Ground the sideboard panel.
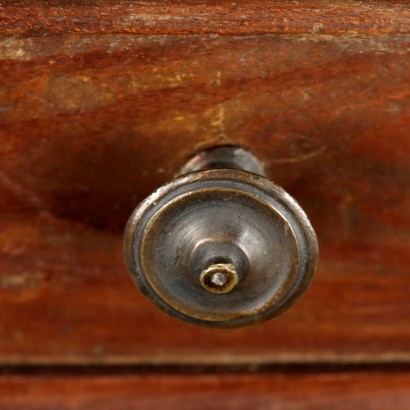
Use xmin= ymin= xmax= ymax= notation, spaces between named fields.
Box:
xmin=0 ymin=34 xmax=409 ymax=364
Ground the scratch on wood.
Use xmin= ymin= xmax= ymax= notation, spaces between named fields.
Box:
xmin=0 ymin=169 xmax=50 ymax=214
xmin=0 ymin=271 xmax=48 ymax=290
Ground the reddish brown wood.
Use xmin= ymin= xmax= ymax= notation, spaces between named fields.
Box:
xmin=1 ymin=0 xmax=410 ymax=35
xmin=0 ymin=371 xmax=409 ymax=409
xmin=0 ymin=33 xmax=409 ymax=364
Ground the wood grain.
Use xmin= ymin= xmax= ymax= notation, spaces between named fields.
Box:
xmin=0 ymin=33 xmax=409 ymax=364
xmin=1 ymin=371 xmax=409 ymax=409
xmin=1 ymin=0 xmax=410 ymax=36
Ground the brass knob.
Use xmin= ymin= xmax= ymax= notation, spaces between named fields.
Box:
xmin=124 ymin=146 xmax=318 ymax=327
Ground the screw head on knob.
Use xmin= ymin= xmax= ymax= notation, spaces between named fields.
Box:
xmin=124 ymin=147 xmax=318 ymax=327
xmin=200 ymin=263 xmax=239 ymax=293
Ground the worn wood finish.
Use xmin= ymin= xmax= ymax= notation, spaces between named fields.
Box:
xmin=0 ymin=33 xmax=409 ymax=364
xmin=1 ymin=371 xmax=410 ymax=409
xmin=1 ymin=0 xmax=410 ymax=35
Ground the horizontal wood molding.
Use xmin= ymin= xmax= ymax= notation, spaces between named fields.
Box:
xmin=1 ymin=371 xmax=410 ymax=409
xmin=1 ymin=1 xmax=410 ymax=36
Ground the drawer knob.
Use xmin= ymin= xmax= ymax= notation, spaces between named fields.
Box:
xmin=124 ymin=146 xmax=318 ymax=327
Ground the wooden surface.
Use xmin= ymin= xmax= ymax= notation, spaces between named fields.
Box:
xmin=1 ymin=32 xmax=409 ymax=364
xmin=1 ymin=370 xmax=410 ymax=409
xmin=1 ymin=0 xmax=410 ymax=35
xmin=1 ymin=0 xmax=410 ymax=407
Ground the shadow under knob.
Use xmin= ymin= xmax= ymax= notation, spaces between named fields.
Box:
xmin=124 ymin=150 xmax=318 ymax=328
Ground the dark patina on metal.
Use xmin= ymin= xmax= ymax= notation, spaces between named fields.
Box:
xmin=124 ymin=146 xmax=318 ymax=327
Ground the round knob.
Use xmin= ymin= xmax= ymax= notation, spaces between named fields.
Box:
xmin=124 ymin=147 xmax=318 ymax=327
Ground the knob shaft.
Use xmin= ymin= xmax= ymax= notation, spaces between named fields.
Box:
xmin=124 ymin=147 xmax=318 ymax=327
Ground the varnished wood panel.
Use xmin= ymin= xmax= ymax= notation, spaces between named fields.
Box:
xmin=1 ymin=0 xmax=410 ymax=35
xmin=1 ymin=371 xmax=409 ymax=409
xmin=0 ymin=33 xmax=409 ymax=364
